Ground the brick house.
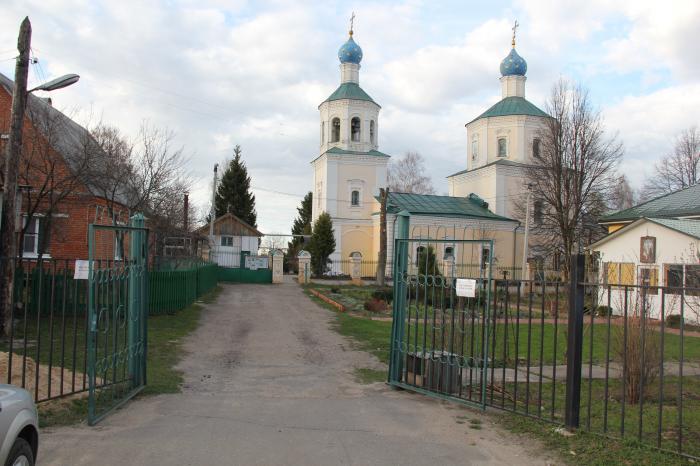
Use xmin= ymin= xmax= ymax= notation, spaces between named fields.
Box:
xmin=0 ymin=72 xmax=130 ymax=261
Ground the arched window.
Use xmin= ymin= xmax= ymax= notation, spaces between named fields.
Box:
xmin=444 ymin=246 xmax=454 ymax=259
xmin=497 ymin=138 xmax=507 ymax=157
xmin=351 ymin=117 xmax=361 ymax=142
xmin=416 ymin=246 xmax=426 ymax=266
xmin=351 ymin=190 xmax=360 ymax=206
xmin=370 ymin=120 xmax=375 ymax=145
xmin=321 ymin=121 xmax=325 ymax=144
xmin=532 ymin=138 xmax=541 ymax=159
xmin=471 ymin=137 xmax=478 ymax=161
xmin=331 ymin=118 xmax=340 ymax=142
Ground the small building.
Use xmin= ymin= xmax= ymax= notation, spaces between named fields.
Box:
xmin=376 ymin=192 xmax=524 ymax=278
xmin=196 ymin=213 xmax=264 ymax=268
xmin=591 ymin=214 xmax=700 ymax=323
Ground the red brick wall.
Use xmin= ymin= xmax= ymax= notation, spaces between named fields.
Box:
xmin=0 ymin=85 xmax=129 ymax=261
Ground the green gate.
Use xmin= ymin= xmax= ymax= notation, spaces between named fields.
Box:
xmin=388 ymin=220 xmax=494 ymax=409
xmin=87 ymin=214 xmax=148 ymax=425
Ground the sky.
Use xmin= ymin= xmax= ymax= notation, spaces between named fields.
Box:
xmin=1 ymin=0 xmax=699 ymax=234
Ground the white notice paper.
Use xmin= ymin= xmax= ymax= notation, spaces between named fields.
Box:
xmin=74 ymin=260 xmax=90 ymax=280
xmin=455 ymin=279 xmax=476 ymax=298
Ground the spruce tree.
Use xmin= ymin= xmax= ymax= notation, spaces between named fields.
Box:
xmin=214 ymin=145 xmax=257 ymax=227
xmin=284 ymin=192 xmax=313 ymax=273
xmin=309 ymin=212 xmax=336 ymax=276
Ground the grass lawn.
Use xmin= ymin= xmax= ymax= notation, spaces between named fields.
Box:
xmin=34 ymin=286 xmax=222 ymax=426
xmin=303 ymin=285 xmax=699 ymax=464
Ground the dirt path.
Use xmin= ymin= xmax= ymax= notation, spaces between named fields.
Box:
xmin=39 ymin=281 xmax=553 ymax=465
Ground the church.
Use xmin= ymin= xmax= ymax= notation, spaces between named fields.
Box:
xmin=311 ymin=22 xmax=548 ymax=278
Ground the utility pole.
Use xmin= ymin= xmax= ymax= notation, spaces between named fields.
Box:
xmin=209 ymin=163 xmax=218 ymax=239
xmin=0 ymin=17 xmax=31 ymax=336
xmin=376 ymin=187 xmax=388 ymax=286
xmin=521 ymin=184 xmax=532 ymax=280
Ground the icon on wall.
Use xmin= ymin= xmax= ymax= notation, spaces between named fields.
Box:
xmin=640 ymin=236 xmax=656 ymax=264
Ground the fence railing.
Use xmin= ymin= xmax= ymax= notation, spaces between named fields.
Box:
xmin=390 ymin=253 xmax=700 ymax=460
xmin=0 ymin=257 xmax=218 ymax=404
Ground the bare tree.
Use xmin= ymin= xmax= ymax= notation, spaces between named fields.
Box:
xmin=610 ymin=174 xmax=636 ymax=212
xmin=388 ymin=151 xmax=435 ymax=194
xmin=14 ymin=102 xmax=97 ymax=258
xmin=88 ymin=121 xmax=192 ymax=249
xmin=642 ymin=126 xmax=699 ymax=199
xmin=522 ymin=78 xmax=623 ymax=278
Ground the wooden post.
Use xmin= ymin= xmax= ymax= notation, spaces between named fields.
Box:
xmin=0 ymin=17 xmax=31 ymax=336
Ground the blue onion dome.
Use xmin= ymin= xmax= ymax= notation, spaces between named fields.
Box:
xmin=500 ymin=47 xmax=527 ymax=76
xmin=338 ymin=33 xmax=363 ymax=64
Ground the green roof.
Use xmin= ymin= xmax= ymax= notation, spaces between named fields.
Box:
xmin=468 ymin=96 xmax=548 ymax=124
xmin=600 ymin=184 xmax=700 ymax=223
xmin=647 ymin=218 xmax=700 ymax=239
xmin=379 ymin=192 xmax=516 ymax=222
xmin=447 ymin=159 xmax=525 ymax=178
xmin=323 ymin=82 xmax=377 ymax=105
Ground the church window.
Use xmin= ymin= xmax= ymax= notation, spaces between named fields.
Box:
xmin=370 ymin=120 xmax=375 ymax=145
xmin=480 ymin=247 xmax=490 ymax=270
xmin=351 ymin=117 xmax=361 ymax=142
xmin=351 ymin=190 xmax=360 ymax=206
xmin=532 ymin=138 xmax=541 ymax=159
xmin=471 ymin=138 xmax=478 ymax=161
xmin=331 ymin=118 xmax=340 ymax=142
xmin=497 ymin=138 xmax=507 ymax=157
xmin=534 ymin=200 xmax=544 ymax=225
xmin=321 ymin=122 xmax=325 ymax=144
xmin=416 ymin=246 xmax=426 ymax=266
xmin=444 ymin=246 xmax=454 ymax=259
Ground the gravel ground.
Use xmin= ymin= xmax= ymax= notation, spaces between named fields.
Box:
xmin=38 ymin=280 xmax=553 ymax=465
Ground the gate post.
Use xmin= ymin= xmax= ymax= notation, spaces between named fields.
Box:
xmin=565 ymin=253 xmax=585 ymax=430
xmin=128 ymin=213 xmax=147 ymax=388
xmin=388 ymin=210 xmax=410 ymax=384
xmin=297 ymin=250 xmax=311 ymax=284
xmin=271 ymin=249 xmax=284 ymax=283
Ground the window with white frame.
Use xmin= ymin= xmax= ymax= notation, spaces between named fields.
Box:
xmin=114 ymin=230 xmax=125 ymax=261
xmin=444 ymin=246 xmax=454 ymax=259
xmin=221 ymin=236 xmax=234 ymax=247
xmin=370 ymin=120 xmax=375 ymax=145
xmin=331 ymin=118 xmax=340 ymax=142
xmin=471 ymin=137 xmax=479 ymax=161
xmin=22 ymin=216 xmax=41 ymax=256
xmin=664 ymin=264 xmax=700 ymax=296
xmin=351 ymin=190 xmax=360 ymax=206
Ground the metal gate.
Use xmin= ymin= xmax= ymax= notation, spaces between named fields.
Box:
xmin=87 ymin=214 xmax=148 ymax=425
xmin=388 ymin=235 xmax=495 ymax=409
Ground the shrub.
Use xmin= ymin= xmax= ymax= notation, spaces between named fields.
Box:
xmin=372 ymin=287 xmax=393 ymax=303
xmin=612 ymin=316 xmax=660 ymax=404
xmin=666 ymin=314 xmax=683 ymax=329
xmin=364 ymin=298 xmax=388 ymax=312
xmin=596 ymin=305 xmax=612 ymax=317
xmin=330 ymin=286 xmax=340 ymax=294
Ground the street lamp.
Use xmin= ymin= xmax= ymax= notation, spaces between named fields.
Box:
xmin=1 ymin=17 xmax=80 ymax=336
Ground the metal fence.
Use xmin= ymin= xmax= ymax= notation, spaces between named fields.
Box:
xmin=0 ymin=256 xmax=218 ymax=404
xmin=389 ymin=252 xmax=700 ymax=460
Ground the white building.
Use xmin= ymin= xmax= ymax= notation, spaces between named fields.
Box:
xmin=310 ymin=25 xmax=390 ymax=262
xmin=447 ymin=37 xmax=549 ymax=220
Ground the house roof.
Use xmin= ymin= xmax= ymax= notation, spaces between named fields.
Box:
xmin=378 ymin=192 xmax=516 ymax=222
xmin=0 ymin=72 xmax=130 ymax=206
xmin=467 ymin=96 xmax=548 ymax=125
xmin=599 ymin=184 xmax=700 ymax=223
xmin=447 ymin=158 xmax=525 ymax=178
xmin=322 ymin=82 xmax=378 ymax=106
xmin=196 ymin=212 xmax=263 ymax=237
xmin=589 ymin=217 xmax=700 ymax=249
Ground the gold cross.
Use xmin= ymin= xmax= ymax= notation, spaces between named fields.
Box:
xmin=349 ymin=11 xmax=355 ymax=35
xmin=512 ymin=19 xmax=519 ymax=47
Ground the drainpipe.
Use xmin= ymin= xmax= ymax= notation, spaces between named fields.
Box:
xmin=512 ymin=222 xmax=520 ymax=279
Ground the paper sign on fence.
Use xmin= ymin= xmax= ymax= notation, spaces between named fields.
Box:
xmin=455 ymin=278 xmax=476 ymax=298
xmin=74 ymin=260 xmax=90 ymax=280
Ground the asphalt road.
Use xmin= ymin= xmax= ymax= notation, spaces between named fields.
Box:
xmin=39 ymin=280 xmax=549 ymax=465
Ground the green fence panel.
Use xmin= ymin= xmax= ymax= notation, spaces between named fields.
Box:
xmin=147 ymin=263 xmax=218 ymax=315
xmin=217 ymin=266 xmax=272 ymax=283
